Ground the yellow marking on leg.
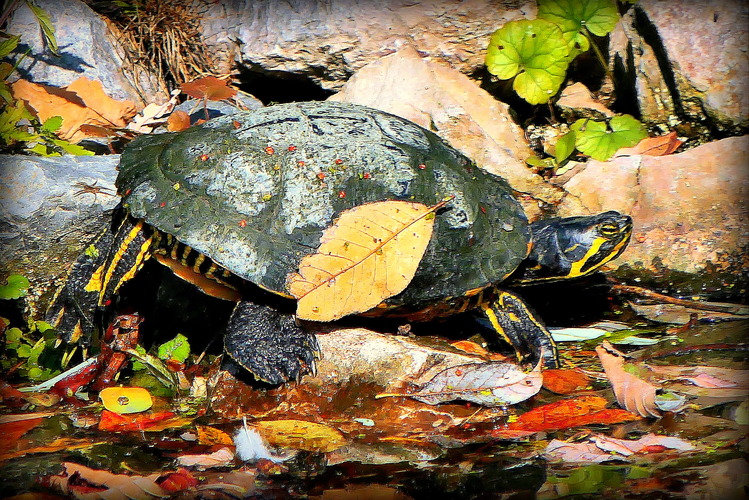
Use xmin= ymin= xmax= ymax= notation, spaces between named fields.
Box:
xmin=112 ymin=236 xmax=153 ymax=296
xmin=84 ymin=263 xmax=106 ymax=292
xmin=98 ymin=221 xmax=152 ymax=305
xmin=479 ymin=302 xmax=513 ymax=347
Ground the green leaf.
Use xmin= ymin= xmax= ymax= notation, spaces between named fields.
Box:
xmin=49 ymin=138 xmax=95 ymax=156
xmin=0 ymin=35 xmax=20 ymax=59
xmin=0 ymin=274 xmax=30 ymax=299
xmin=555 ymin=130 xmax=577 ymax=164
xmin=27 ymin=1 xmax=59 ymax=56
xmin=27 ymin=367 xmax=44 ymax=380
xmin=42 ymin=115 xmax=62 ymax=133
xmin=571 ymin=115 xmax=648 ymax=161
xmin=486 ymin=19 xmax=570 ymax=104
xmin=17 ymin=344 xmax=32 ymax=358
xmin=157 ymin=333 xmax=191 ymax=363
xmin=6 ymin=327 xmax=23 ymax=343
xmin=538 ymin=0 xmax=619 ymax=57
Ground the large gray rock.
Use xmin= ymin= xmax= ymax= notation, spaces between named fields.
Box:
xmin=199 ymin=0 xmax=534 ymax=91
xmin=610 ymin=0 xmax=749 ymax=133
xmin=6 ymin=0 xmax=163 ymax=106
xmin=0 ymin=154 xmax=120 ymax=308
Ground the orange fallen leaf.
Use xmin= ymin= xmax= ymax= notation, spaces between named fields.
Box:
xmin=613 ymin=131 xmax=683 ymax=157
xmin=11 ymin=77 xmax=136 ymax=143
xmin=167 ymin=110 xmax=192 ymax=131
xmin=499 ymin=395 xmax=640 ymax=433
xmin=542 ymin=368 xmax=592 ymax=394
xmin=253 ymin=420 xmax=346 ymax=453
xmin=180 ymin=76 xmax=237 ymax=101
xmin=196 ymin=425 xmax=234 ymax=446
xmin=596 ymin=341 xmax=661 ymax=418
xmin=0 ymin=417 xmax=43 ymax=460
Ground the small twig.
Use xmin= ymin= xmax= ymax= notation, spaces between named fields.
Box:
xmin=610 ymin=283 xmax=744 ymax=314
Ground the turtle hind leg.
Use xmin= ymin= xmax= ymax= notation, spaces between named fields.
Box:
xmin=47 ymin=213 xmax=156 ymax=346
xmin=478 ymin=290 xmax=559 ymax=369
xmin=224 ymin=302 xmax=320 ymax=385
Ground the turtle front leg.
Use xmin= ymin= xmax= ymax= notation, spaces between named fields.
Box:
xmin=478 ymin=290 xmax=559 ymax=369
xmin=47 ymin=214 xmax=156 ymax=346
xmin=224 ymin=302 xmax=320 ymax=385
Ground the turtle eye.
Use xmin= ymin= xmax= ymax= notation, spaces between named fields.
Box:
xmin=599 ymin=222 xmax=620 ymax=236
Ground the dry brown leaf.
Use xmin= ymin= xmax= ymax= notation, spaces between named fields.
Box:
xmin=613 ymin=131 xmax=684 ymax=157
xmin=48 ymin=462 xmax=186 ymax=500
xmin=288 ymin=199 xmax=448 ymax=322
xmin=196 ymin=424 xmax=234 ymax=445
xmin=65 ymin=77 xmax=137 ymax=127
xmin=11 ymin=77 xmax=135 ymax=143
xmin=167 ymin=109 xmax=192 ymax=131
xmin=176 ymin=447 xmax=234 ymax=468
xmin=180 ymin=76 xmax=237 ymax=101
xmin=596 ymin=341 xmax=661 ymax=418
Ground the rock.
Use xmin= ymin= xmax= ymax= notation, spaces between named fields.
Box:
xmin=199 ymin=0 xmax=535 ymax=91
xmin=556 ymin=82 xmax=614 ymax=121
xmin=309 ymin=328 xmax=484 ymax=389
xmin=5 ymin=0 xmax=162 ymax=107
xmin=557 ymin=136 xmax=749 ymax=281
xmin=610 ymin=1 xmax=748 ymax=133
xmin=0 ymin=154 xmax=119 ymax=309
xmin=329 ymin=45 xmax=563 ymax=212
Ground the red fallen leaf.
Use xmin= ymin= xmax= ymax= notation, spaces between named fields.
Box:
xmin=0 ymin=417 xmax=43 ymax=459
xmin=167 ymin=110 xmax=191 ymax=132
xmin=613 ymin=131 xmax=683 ymax=157
xmin=180 ymin=76 xmax=237 ymax=101
xmin=0 ymin=380 xmax=27 ymax=400
xmin=499 ymin=395 xmax=640 ymax=433
xmin=155 ymin=468 xmax=199 ymax=492
xmin=98 ymin=410 xmax=176 ymax=432
xmin=542 ymin=368 xmax=592 ymax=394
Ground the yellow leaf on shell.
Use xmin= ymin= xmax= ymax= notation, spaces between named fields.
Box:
xmin=287 ymin=199 xmax=450 ymax=322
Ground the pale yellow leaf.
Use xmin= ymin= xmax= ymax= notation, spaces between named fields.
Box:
xmin=252 ymin=420 xmax=345 ymax=452
xmin=288 ymin=199 xmax=449 ymax=321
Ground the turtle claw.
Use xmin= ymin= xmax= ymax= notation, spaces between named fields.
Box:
xmin=224 ymin=301 xmax=320 ymax=385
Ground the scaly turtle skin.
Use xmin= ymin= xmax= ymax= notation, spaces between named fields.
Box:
xmin=47 ymin=101 xmax=632 ymax=384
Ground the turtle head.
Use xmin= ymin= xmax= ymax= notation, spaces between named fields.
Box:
xmin=514 ymin=211 xmax=632 ymax=284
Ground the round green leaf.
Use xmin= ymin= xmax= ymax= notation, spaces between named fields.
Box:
xmin=538 ymin=0 xmax=619 ymax=55
xmin=486 ymin=19 xmax=570 ymax=104
xmin=571 ymin=115 xmax=648 ymax=161
xmin=0 ymin=274 xmax=30 ymax=300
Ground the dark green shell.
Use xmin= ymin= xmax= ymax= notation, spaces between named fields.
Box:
xmin=118 ymin=101 xmax=529 ymax=307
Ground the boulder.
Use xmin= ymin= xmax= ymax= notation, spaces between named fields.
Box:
xmin=610 ymin=0 xmax=748 ymax=133
xmin=0 ymin=154 xmax=119 ymax=308
xmin=5 ymin=0 xmax=163 ymax=107
xmin=199 ymin=0 xmax=534 ymax=91
xmin=557 ymin=136 xmax=749 ymax=284
xmin=329 ymin=45 xmax=563 ymax=213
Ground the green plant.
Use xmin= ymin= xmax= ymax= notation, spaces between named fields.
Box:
xmin=564 ymin=115 xmax=647 ymax=161
xmin=0 ymin=2 xmax=93 ymax=155
xmin=485 ymin=0 xmax=619 ymax=104
xmin=3 ymin=319 xmax=62 ymax=381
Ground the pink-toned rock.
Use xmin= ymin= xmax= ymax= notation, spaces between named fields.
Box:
xmin=610 ymin=1 xmax=748 ymax=132
xmin=329 ymin=45 xmax=563 ymax=211
xmin=558 ymin=136 xmax=749 ymax=275
xmin=199 ymin=0 xmax=535 ymax=91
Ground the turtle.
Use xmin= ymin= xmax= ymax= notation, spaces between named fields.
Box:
xmin=47 ymin=101 xmax=632 ymax=384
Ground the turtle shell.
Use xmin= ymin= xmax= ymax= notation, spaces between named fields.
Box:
xmin=118 ymin=101 xmax=530 ymax=308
